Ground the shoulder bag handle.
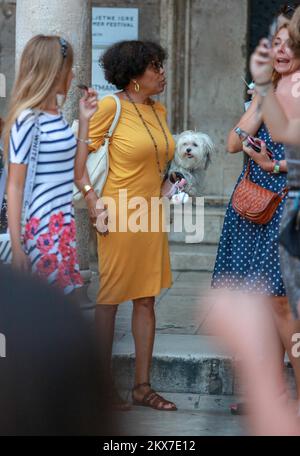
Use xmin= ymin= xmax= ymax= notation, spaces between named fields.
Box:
xmin=101 ymin=93 xmax=122 ymax=139
xmin=21 ymin=111 xmax=41 ymax=229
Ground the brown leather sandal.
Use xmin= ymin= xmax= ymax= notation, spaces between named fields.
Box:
xmin=132 ymin=383 xmax=177 ymax=411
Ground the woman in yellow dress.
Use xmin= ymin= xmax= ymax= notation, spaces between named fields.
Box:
xmin=75 ymin=41 xmax=177 ymax=411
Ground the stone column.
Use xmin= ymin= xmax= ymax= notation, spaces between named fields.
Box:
xmin=160 ymin=0 xmax=192 ymax=134
xmin=159 ymin=0 xmax=175 ymax=129
xmin=15 ymin=0 xmax=92 ymax=282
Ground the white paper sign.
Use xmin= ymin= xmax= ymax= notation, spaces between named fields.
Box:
xmin=92 ymin=7 xmax=139 ymax=96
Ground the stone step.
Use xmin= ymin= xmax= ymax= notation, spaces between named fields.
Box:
xmin=113 ymin=334 xmax=233 ymax=395
xmin=112 ymin=334 xmax=296 ymax=397
xmin=169 ymin=243 xmax=218 ymax=272
xmin=205 ymin=196 xmax=230 ymax=207
xmin=168 ymin=200 xmax=226 ymax=245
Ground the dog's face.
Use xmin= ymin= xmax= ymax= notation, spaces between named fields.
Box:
xmin=175 ymin=131 xmax=214 ymax=171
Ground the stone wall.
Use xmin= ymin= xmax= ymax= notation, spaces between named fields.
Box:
xmin=0 ymin=1 xmax=16 ymax=117
xmin=93 ymin=0 xmax=247 ymax=198
xmin=0 ymin=0 xmax=248 ymax=198
xmin=188 ymin=0 xmax=248 ymax=197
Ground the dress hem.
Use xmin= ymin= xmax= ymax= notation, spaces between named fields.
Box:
xmin=96 ymin=283 xmax=172 ymax=305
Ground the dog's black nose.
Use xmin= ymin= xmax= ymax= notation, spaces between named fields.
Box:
xmin=186 ymin=148 xmax=192 ymax=153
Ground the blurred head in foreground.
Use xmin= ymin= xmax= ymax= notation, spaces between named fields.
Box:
xmin=207 ymin=289 xmax=300 ymax=436
xmin=0 ymin=265 xmax=115 ymax=436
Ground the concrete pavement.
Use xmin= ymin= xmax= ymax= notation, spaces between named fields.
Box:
xmin=116 ymin=393 xmax=245 ymax=436
xmin=82 ymin=265 xmax=295 ymax=436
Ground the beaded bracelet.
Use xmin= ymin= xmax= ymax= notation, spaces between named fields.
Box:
xmin=77 ymin=137 xmax=92 ymax=145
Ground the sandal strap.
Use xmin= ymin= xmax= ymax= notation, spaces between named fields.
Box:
xmin=143 ymin=389 xmax=175 ymax=409
xmin=132 ymin=384 xmax=177 ymax=411
xmin=132 ymin=382 xmax=151 ymax=392
xmin=143 ymin=390 xmax=157 ymax=405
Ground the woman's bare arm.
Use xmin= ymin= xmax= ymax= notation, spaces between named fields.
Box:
xmin=74 ymin=166 xmax=92 ymax=192
xmin=74 ymin=119 xmax=90 ymax=181
xmin=262 ymin=87 xmax=300 ymax=145
xmin=250 ymin=39 xmax=300 ymax=145
xmin=227 ymin=95 xmax=262 ymax=153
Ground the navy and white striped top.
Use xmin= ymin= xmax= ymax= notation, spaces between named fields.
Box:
xmin=9 ymin=109 xmax=77 ymax=183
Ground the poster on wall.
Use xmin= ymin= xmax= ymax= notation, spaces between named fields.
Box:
xmin=92 ymin=7 xmax=139 ymax=96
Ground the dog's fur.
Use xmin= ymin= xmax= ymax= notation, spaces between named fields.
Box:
xmin=168 ymin=130 xmax=215 ymax=197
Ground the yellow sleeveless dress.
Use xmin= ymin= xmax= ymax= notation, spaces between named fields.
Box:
xmin=88 ymin=97 xmax=175 ymax=305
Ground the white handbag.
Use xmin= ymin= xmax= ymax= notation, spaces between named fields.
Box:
xmin=73 ymin=93 xmax=121 ymax=209
xmin=0 ymin=113 xmax=41 ymax=264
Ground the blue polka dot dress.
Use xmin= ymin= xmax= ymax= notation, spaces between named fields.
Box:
xmin=212 ymin=124 xmax=287 ymax=296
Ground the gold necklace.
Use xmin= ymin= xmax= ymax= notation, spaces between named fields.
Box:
xmin=125 ymin=90 xmax=169 ymax=179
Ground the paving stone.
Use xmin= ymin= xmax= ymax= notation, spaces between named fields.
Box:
xmin=116 ymin=393 xmax=245 ymax=436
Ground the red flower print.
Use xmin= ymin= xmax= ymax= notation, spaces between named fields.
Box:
xmin=69 ymin=247 xmax=78 ymax=268
xmin=57 ymin=261 xmax=72 ymax=289
xmin=36 ymin=233 xmax=54 ymax=254
xmin=71 ymin=269 xmax=83 ymax=286
xmin=63 ymin=219 xmax=76 ymax=239
xmin=36 ymin=254 xmax=58 ymax=277
xmin=58 ymin=228 xmax=72 ymax=258
xmin=69 ymin=219 xmax=76 ymax=238
xmin=24 ymin=217 xmax=40 ymax=241
xmin=49 ymin=212 xmax=65 ymax=235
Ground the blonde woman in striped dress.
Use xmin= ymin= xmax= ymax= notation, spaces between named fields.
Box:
xmin=4 ymin=35 xmax=97 ymax=294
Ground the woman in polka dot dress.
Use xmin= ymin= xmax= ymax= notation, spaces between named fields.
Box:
xmin=212 ymin=124 xmax=287 ymax=296
xmin=213 ymin=24 xmax=300 ymax=405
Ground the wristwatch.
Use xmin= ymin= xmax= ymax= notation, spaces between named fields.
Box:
xmin=272 ymin=160 xmax=280 ymax=174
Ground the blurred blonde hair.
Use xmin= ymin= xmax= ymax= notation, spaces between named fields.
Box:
xmin=3 ymin=35 xmax=73 ymax=160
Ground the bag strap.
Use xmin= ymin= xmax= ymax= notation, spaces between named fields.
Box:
xmin=100 ymin=93 xmax=122 ymax=138
xmin=244 ymin=160 xmax=289 ymax=200
xmin=0 ymin=112 xmax=40 ymax=235
xmin=0 ymin=166 xmax=6 ymax=211
xmin=21 ymin=111 xmax=41 ymax=229
xmin=244 ymin=160 xmax=251 ymax=178
xmin=279 ymin=187 xmax=289 ymax=201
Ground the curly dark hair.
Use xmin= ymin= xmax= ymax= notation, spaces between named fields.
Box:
xmin=100 ymin=41 xmax=167 ymax=90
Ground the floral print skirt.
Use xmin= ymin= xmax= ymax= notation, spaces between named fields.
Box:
xmin=23 ymin=181 xmax=83 ymax=294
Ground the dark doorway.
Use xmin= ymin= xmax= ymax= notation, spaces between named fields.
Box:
xmin=249 ymin=0 xmax=299 ymax=54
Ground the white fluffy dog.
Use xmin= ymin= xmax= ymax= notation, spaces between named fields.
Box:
xmin=168 ymin=130 xmax=215 ymax=197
